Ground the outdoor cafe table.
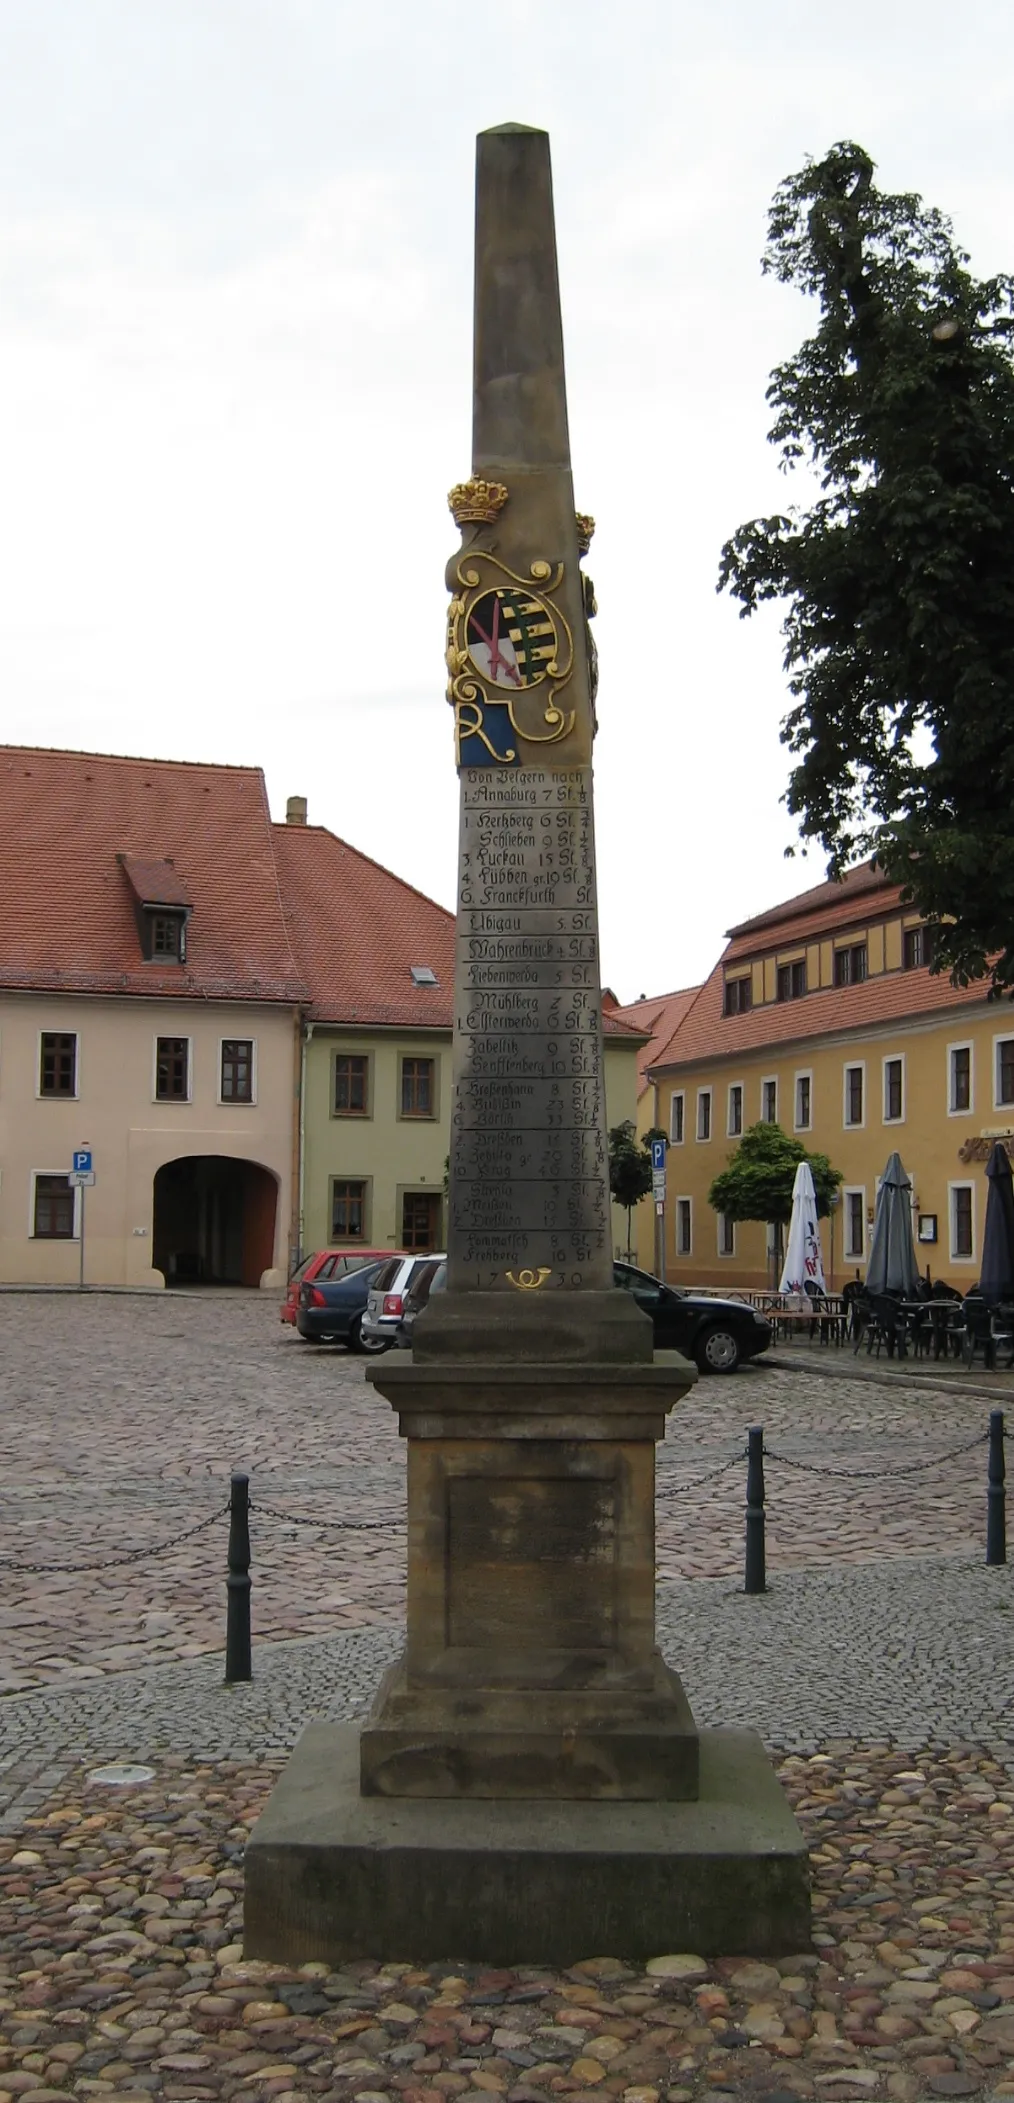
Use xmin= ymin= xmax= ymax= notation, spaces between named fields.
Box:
xmin=895 ymin=1299 xmax=963 ymax=1359
xmin=769 ymin=1297 xmax=847 ymax=1346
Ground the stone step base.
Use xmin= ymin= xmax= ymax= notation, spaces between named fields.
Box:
xmin=244 ymin=1721 xmax=810 ymax=1965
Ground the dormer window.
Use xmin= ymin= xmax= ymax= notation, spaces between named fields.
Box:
xmin=724 ymin=974 xmax=752 ymax=1016
xmin=118 ymin=855 xmax=193 ymax=967
xmin=147 ymin=911 xmax=186 ymax=962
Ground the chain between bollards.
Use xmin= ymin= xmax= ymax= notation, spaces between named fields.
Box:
xmin=225 ymin=1469 xmax=252 ymax=1683
xmin=744 ymin=1424 xmax=766 ymax=1594
xmin=987 ymin=1409 xmax=1006 ymax=1566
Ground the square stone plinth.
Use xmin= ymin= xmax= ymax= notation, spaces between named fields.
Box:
xmin=244 ymin=1722 xmax=810 ymax=1965
xmin=361 ymin=1349 xmax=699 ymax=1800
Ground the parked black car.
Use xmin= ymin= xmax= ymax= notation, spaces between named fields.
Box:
xmin=393 ymin=1258 xmax=769 ymax=1372
xmin=613 ymin=1262 xmax=771 ymax=1372
xmin=296 ymin=1258 xmax=390 ymax=1350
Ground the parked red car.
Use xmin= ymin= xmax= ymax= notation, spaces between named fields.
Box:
xmin=280 ymin=1250 xmax=398 ymax=1325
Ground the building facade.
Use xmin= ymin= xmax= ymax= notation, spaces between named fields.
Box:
xmin=275 ymin=815 xmax=644 ymax=1261
xmin=0 ymin=747 xmax=304 ymax=1286
xmin=639 ymin=865 xmax=1004 ymax=1290
xmin=0 ymin=747 xmax=644 ymax=1285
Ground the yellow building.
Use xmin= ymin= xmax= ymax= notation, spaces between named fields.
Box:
xmin=622 ymin=864 xmax=1008 ymax=1290
xmin=275 ymin=812 xmax=644 ymax=1262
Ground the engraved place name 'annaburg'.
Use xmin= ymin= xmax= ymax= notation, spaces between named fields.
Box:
xmin=448 ymin=767 xmax=613 ymax=1290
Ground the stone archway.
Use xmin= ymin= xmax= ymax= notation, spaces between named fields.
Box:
xmin=152 ymin=1156 xmax=278 ymax=1286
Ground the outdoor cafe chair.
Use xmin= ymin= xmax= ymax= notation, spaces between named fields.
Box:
xmin=854 ymin=1291 xmax=908 ymax=1358
xmin=959 ymin=1297 xmax=1014 ymax=1372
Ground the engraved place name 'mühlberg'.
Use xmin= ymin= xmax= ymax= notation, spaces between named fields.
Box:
xmin=447 ymin=766 xmax=613 ymax=1290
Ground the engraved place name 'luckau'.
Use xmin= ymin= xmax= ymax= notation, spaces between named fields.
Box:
xmin=446 ymin=764 xmax=612 ymax=1288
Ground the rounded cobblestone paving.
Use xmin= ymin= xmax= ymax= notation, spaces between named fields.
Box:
xmin=5 ymin=1749 xmax=1014 ymax=2103
xmin=0 ymin=1297 xmax=1002 ymax=1695
xmin=5 ymin=1292 xmax=1014 ymax=2103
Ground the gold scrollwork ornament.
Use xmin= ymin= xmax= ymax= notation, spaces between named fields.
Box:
xmin=446 ymin=549 xmax=577 ymax=766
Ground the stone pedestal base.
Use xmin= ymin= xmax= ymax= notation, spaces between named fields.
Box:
xmin=361 ymin=1344 xmax=699 ymax=1801
xmin=360 ymin=1650 xmax=698 ymax=1800
xmin=244 ymin=1722 xmax=810 ymax=1966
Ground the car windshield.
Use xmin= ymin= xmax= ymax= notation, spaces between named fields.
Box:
xmin=613 ymin=1262 xmax=688 ymax=1301
xmin=371 ymin=1259 xmax=403 ymax=1291
xmin=289 ymin=1255 xmax=315 ymax=1283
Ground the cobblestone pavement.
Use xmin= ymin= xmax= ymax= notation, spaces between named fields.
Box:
xmin=6 ymin=1747 xmax=1014 ymax=2103
xmin=0 ymin=1553 xmax=1012 ymax=1770
xmin=0 ymin=1296 xmax=1001 ymax=1695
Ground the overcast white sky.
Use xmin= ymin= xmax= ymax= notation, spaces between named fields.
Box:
xmin=1 ymin=0 xmax=1012 ymax=998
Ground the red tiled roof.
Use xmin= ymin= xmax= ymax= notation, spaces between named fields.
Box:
xmin=646 ymin=859 xmax=997 ymax=1071
xmin=725 ymin=888 xmax=908 ymax=960
xmin=272 ymin=822 xmax=644 ymax=1037
xmin=726 ymin=860 xmax=887 ymax=939
xmin=119 ymin=856 xmax=194 ymax=909
xmin=610 ymin=986 xmax=702 ymax=1091
xmin=272 ymin=824 xmax=455 ymax=1027
xmin=0 ymin=745 xmax=306 ymax=1002
xmin=651 ymin=954 xmax=990 ymax=1072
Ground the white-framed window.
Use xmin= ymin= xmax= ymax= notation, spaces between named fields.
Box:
xmin=843 ymin=1061 xmax=865 ymax=1128
xmin=843 ymin=1186 xmax=866 ymax=1261
xmin=995 ymin=1036 xmax=1014 ymax=1110
xmin=949 ymin=1181 xmax=976 ymax=1262
xmin=761 ymin=1076 xmax=778 ymax=1123
xmin=794 ymin=1070 xmax=813 ymax=1131
xmin=675 ymin=1197 xmax=692 ymax=1255
xmin=696 ymin=1088 xmax=712 ymax=1142
xmin=717 ymin=1212 xmax=735 ymax=1257
xmin=30 ymin=1170 xmax=81 ymax=1240
xmin=153 ymin=1035 xmax=193 ymax=1104
xmin=218 ymin=1037 xmax=257 ymax=1107
xmin=727 ymin=1082 xmax=744 ymax=1137
xmin=38 ymin=1030 xmax=79 ymax=1100
xmin=948 ymin=1041 xmax=973 ymax=1116
xmin=669 ymin=1091 xmax=685 ymax=1145
xmin=883 ymin=1054 xmax=905 ymax=1124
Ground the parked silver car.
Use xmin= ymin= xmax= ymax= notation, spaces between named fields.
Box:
xmin=362 ymin=1253 xmax=448 ymax=1348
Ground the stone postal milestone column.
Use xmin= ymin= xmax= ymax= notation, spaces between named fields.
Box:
xmin=360 ymin=123 xmax=701 ymax=1802
xmin=244 ymin=122 xmax=810 ymax=1967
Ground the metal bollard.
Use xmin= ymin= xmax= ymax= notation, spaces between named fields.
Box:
xmin=987 ymin=1410 xmax=1006 ymax=1567
xmin=225 ymin=1470 xmax=252 ymax=1682
xmin=744 ymin=1424 xmax=767 ymax=1594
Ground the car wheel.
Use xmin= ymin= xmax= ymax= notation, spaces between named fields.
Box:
xmin=347 ymin=1314 xmax=388 ymax=1355
xmin=695 ymin=1325 xmax=741 ymax=1374
xmin=360 ymin=1329 xmax=390 ymax=1355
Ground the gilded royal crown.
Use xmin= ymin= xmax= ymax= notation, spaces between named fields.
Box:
xmin=448 ymin=477 xmax=510 ymax=527
xmin=575 ymin=512 xmax=595 ymax=555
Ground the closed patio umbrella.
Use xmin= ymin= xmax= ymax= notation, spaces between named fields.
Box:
xmin=980 ymin=1141 xmax=1014 ymax=1306
xmin=865 ymin=1152 xmax=921 ymax=1297
xmin=779 ymin=1160 xmax=826 ymax=1297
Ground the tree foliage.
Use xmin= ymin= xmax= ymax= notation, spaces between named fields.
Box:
xmin=719 ymin=141 xmax=1014 ymax=991
xmin=707 ymin=1122 xmax=842 ymax=1228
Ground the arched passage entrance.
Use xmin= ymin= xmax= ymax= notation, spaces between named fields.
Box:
xmin=152 ymin=1156 xmax=278 ymax=1286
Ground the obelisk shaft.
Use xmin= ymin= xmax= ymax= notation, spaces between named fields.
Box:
xmin=445 ymin=124 xmax=611 ymax=1295
xmin=472 ymin=125 xmax=570 ymax=470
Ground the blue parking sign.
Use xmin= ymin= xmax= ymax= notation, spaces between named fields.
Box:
xmin=650 ymin=1137 xmax=666 ymax=1173
xmin=73 ymin=1149 xmax=93 ymax=1176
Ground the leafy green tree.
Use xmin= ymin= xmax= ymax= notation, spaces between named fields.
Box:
xmin=708 ymin=1123 xmax=842 ymax=1282
xmin=608 ymin=1123 xmax=666 ymax=1261
xmin=719 ymin=141 xmax=1014 ymax=991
